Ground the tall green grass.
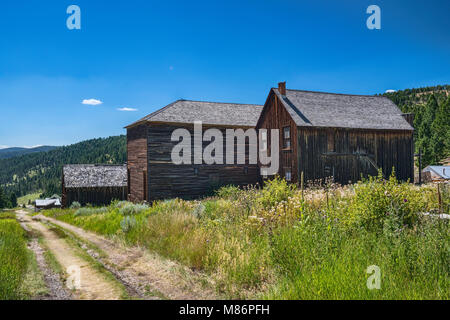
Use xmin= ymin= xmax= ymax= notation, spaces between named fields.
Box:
xmin=43 ymin=177 xmax=449 ymax=299
xmin=0 ymin=219 xmax=29 ymax=299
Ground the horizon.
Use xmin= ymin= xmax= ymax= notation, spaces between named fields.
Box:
xmin=1 ymin=0 xmax=449 ymax=147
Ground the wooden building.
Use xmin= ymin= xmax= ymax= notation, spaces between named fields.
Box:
xmin=422 ymin=166 xmax=450 ymax=182
xmin=125 ymin=100 xmax=263 ymax=202
xmin=62 ymin=164 xmax=127 ymax=207
xmin=256 ymin=82 xmax=415 ymax=185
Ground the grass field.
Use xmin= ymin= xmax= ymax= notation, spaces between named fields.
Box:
xmin=43 ymin=173 xmax=449 ymax=299
xmin=17 ymin=192 xmax=42 ymax=206
xmin=0 ymin=218 xmax=29 ymax=299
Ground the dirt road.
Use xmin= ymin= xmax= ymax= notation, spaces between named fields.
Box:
xmin=16 ymin=210 xmax=124 ymax=300
xmin=16 ymin=210 xmax=217 ymax=300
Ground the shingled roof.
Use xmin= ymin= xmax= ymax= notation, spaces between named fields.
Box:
xmin=63 ymin=164 xmax=127 ymax=188
xmin=126 ymin=99 xmax=263 ymax=128
xmin=272 ymin=88 xmax=414 ymax=131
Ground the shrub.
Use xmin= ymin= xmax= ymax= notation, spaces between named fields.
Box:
xmin=345 ymin=170 xmax=434 ymax=230
xmin=70 ymin=201 xmax=81 ymax=209
xmin=119 ymin=203 xmax=149 ymax=216
xmin=120 ymin=216 xmax=137 ymax=233
xmin=256 ymin=176 xmax=296 ymax=210
xmin=215 ymin=185 xmax=242 ymax=200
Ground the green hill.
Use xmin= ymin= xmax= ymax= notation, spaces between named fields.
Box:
xmin=382 ymin=85 xmax=450 ymax=167
xmin=0 ymin=146 xmax=58 ymax=159
xmin=0 ymin=135 xmax=126 ymax=199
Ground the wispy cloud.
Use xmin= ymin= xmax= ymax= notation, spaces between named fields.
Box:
xmin=82 ymin=98 xmax=103 ymax=106
xmin=117 ymin=107 xmax=138 ymax=112
xmin=385 ymin=89 xmax=396 ymax=93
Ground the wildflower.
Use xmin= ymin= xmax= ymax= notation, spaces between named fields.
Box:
xmin=403 ymin=198 xmax=408 ymax=203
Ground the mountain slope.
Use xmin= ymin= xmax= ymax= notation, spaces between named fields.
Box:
xmin=0 ymin=135 xmax=126 ymax=198
xmin=0 ymin=146 xmax=58 ymax=159
xmin=382 ymin=85 xmax=450 ymax=167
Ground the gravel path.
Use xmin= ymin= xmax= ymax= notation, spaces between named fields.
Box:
xmin=35 ymin=214 xmax=218 ymax=300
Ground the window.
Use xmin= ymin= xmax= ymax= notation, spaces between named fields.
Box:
xmin=285 ymin=168 xmax=292 ymax=182
xmin=244 ymin=166 xmax=248 ymax=174
xmin=283 ymin=126 xmax=291 ymax=149
xmin=194 ymin=167 xmax=198 ymax=176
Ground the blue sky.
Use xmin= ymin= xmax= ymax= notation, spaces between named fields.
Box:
xmin=0 ymin=0 xmax=449 ymax=147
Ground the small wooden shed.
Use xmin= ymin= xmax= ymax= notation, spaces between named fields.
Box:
xmin=256 ymin=82 xmax=415 ymax=185
xmin=62 ymin=164 xmax=127 ymax=207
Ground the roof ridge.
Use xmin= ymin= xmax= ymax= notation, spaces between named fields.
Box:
xmin=178 ymin=99 xmax=263 ymax=107
xmin=278 ymin=88 xmax=386 ymax=98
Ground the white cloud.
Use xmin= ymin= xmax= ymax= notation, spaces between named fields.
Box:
xmin=82 ymin=98 xmax=103 ymax=106
xmin=385 ymin=89 xmax=396 ymax=93
xmin=23 ymin=145 xmax=44 ymax=149
xmin=0 ymin=145 xmax=10 ymax=149
xmin=117 ymin=107 xmax=138 ymax=112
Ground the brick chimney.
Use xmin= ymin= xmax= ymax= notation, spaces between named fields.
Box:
xmin=278 ymin=82 xmax=286 ymax=95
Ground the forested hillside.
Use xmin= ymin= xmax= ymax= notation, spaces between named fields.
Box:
xmin=0 ymin=145 xmax=58 ymax=159
xmin=0 ymin=135 xmax=126 ymax=199
xmin=383 ymin=85 xmax=450 ymax=167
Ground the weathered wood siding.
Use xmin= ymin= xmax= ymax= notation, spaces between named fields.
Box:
xmin=297 ymin=127 xmax=414 ymax=184
xmin=147 ymin=124 xmax=260 ymax=201
xmin=64 ymin=187 xmax=127 ymax=207
xmin=127 ymin=124 xmax=148 ymax=202
xmin=257 ymin=91 xmax=298 ymax=183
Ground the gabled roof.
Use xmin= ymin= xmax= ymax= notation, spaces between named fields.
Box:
xmin=125 ymin=99 xmax=263 ymax=128
xmin=271 ymin=88 xmax=414 ymax=131
xmin=423 ymin=166 xmax=450 ymax=179
xmin=63 ymin=164 xmax=127 ymax=188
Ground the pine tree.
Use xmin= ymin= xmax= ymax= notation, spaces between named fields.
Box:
xmin=9 ymin=192 xmax=17 ymax=208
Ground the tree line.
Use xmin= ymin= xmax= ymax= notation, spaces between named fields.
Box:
xmin=383 ymin=85 xmax=450 ymax=167
xmin=0 ymin=135 xmax=126 ymax=199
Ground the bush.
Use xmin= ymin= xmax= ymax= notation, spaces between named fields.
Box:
xmin=215 ymin=185 xmax=242 ymax=200
xmin=345 ymin=170 xmax=434 ymax=230
xmin=70 ymin=201 xmax=81 ymax=209
xmin=256 ymin=176 xmax=296 ymax=210
xmin=119 ymin=203 xmax=149 ymax=216
xmin=120 ymin=216 xmax=137 ymax=233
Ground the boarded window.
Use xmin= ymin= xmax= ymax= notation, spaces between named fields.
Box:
xmin=283 ymin=126 xmax=291 ymax=149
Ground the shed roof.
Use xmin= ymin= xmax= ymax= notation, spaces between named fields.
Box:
xmin=126 ymin=99 xmax=263 ymax=128
xmin=35 ymin=199 xmax=61 ymax=207
xmin=272 ymin=88 xmax=414 ymax=131
xmin=423 ymin=166 xmax=450 ymax=179
xmin=63 ymin=164 xmax=127 ymax=188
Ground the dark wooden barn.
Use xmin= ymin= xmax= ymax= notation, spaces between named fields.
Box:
xmin=256 ymin=82 xmax=415 ymax=185
xmin=125 ymin=100 xmax=263 ymax=202
xmin=62 ymin=164 xmax=128 ymax=207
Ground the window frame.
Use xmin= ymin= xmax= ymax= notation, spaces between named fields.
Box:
xmin=282 ymin=126 xmax=291 ymax=150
